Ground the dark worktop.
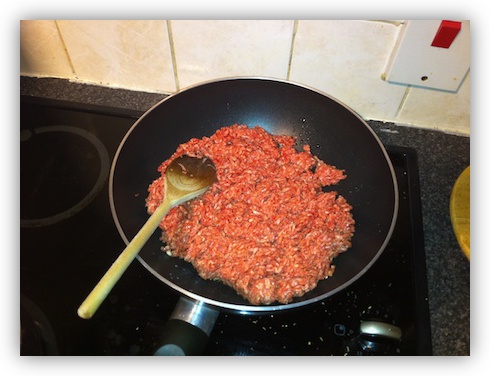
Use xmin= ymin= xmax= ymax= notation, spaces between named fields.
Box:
xmin=20 ymin=76 xmax=470 ymax=356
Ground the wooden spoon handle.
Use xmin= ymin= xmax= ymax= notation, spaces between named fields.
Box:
xmin=77 ymin=198 xmax=172 ymax=319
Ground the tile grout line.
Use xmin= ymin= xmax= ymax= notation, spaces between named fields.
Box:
xmin=286 ymin=20 xmax=299 ymax=80
xmin=54 ymin=20 xmax=77 ymax=77
xmin=166 ymin=20 xmax=180 ymax=92
xmin=395 ymin=85 xmax=412 ymax=118
xmin=368 ymin=20 xmax=405 ymax=27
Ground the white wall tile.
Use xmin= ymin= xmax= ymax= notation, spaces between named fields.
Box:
xmin=20 ymin=20 xmax=73 ymax=78
xmin=57 ymin=20 xmax=176 ymax=93
xmin=171 ymin=20 xmax=294 ymax=89
xmin=19 ymin=20 xmax=470 ymax=135
xmin=395 ymin=72 xmax=470 ymax=135
xmin=290 ymin=20 xmax=407 ymax=120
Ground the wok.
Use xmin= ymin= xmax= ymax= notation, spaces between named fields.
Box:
xmin=109 ymin=77 xmax=398 ymax=355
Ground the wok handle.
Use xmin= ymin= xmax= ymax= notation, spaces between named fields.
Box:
xmin=154 ymin=297 xmax=219 ymax=356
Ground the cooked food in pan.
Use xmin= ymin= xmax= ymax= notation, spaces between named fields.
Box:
xmin=146 ymin=124 xmax=355 ymax=305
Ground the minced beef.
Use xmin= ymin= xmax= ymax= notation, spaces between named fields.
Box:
xmin=146 ymin=124 xmax=355 ymax=305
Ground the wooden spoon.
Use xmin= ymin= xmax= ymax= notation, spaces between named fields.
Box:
xmin=77 ymin=155 xmax=216 ymax=319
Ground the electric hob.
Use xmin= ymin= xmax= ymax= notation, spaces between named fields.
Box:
xmin=20 ymin=95 xmax=432 ymax=355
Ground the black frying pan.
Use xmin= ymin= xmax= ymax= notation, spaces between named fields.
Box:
xmin=109 ymin=77 xmax=398 ymax=354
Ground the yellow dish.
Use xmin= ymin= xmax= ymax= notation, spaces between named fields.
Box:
xmin=450 ymin=166 xmax=470 ymax=260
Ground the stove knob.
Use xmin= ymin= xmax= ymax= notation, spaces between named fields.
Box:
xmin=357 ymin=321 xmax=402 ymax=355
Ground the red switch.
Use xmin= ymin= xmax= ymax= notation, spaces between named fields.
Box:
xmin=431 ymin=20 xmax=462 ymax=48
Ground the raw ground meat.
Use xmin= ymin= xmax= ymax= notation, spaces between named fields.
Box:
xmin=146 ymin=124 xmax=355 ymax=305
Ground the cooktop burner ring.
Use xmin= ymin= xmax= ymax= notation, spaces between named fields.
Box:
xmin=20 ymin=125 xmax=110 ymax=228
xmin=20 ymin=295 xmax=59 ymax=355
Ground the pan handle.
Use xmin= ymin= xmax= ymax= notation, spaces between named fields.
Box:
xmin=153 ymin=297 xmax=220 ymax=356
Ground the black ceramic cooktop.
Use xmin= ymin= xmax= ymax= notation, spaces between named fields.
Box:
xmin=20 ymin=96 xmax=432 ymax=355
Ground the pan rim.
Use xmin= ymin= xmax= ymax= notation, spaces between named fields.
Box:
xmin=109 ymin=76 xmax=399 ymax=313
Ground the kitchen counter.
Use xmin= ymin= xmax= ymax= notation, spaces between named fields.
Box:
xmin=20 ymin=76 xmax=470 ymax=356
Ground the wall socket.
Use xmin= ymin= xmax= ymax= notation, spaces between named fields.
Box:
xmin=382 ymin=20 xmax=470 ymax=92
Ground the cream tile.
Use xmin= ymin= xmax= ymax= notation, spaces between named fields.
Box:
xmin=171 ymin=20 xmax=294 ymax=89
xmin=57 ymin=20 xmax=176 ymax=93
xmin=20 ymin=20 xmax=73 ymax=78
xmin=290 ymin=20 xmax=407 ymax=120
xmin=395 ymin=72 xmax=470 ymax=135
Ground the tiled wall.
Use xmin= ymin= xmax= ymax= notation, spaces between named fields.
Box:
xmin=20 ymin=20 xmax=470 ymax=135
